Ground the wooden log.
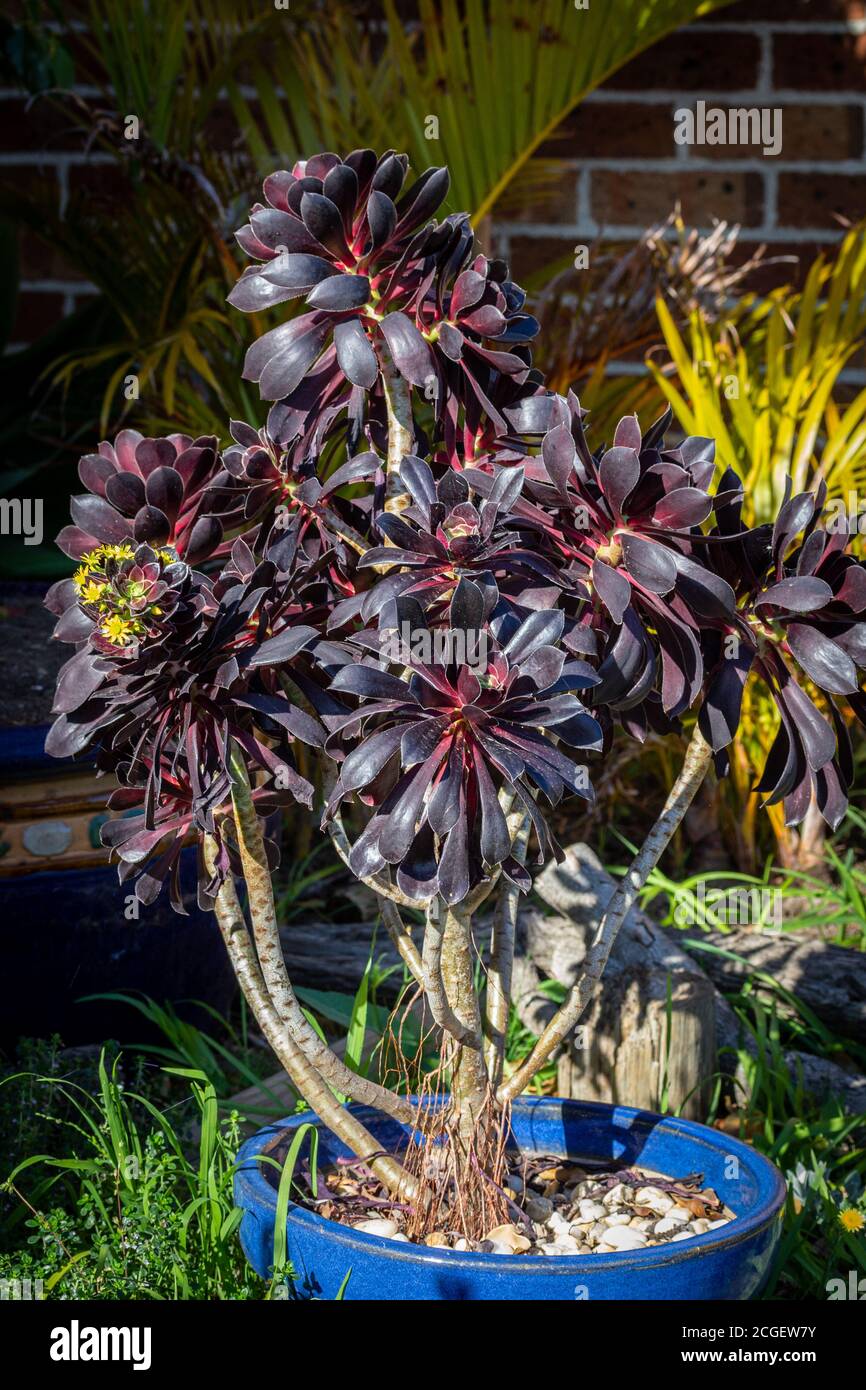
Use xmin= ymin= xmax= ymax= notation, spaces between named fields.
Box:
xmin=688 ymin=929 xmax=866 ymax=1043
xmin=278 ymin=918 xmax=408 ymax=995
xmin=514 ymin=845 xmax=717 ymax=1119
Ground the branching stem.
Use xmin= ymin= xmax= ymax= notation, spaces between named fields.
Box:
xmin=228 ymin=744 xmax=415 ymax=1126
xmin=484 ymin=813 xmax=530 ymax=1082
xmin=497 ymin=725 xmax=714 ymax=1104
xmin=378 ymin=337 xmax=414 ymax=510
xmin=205 ymin=833 xmax=416 ymax=1200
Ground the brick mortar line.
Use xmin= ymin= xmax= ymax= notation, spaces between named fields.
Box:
xmin=686 ymin=20 xmax=866 ymax=33
xmin=763 ymin=165 xmax=779 ymax=232
xmin=0 ymin=152 xmax=114 ymax=165
xmin=0 ymin=86 xmax=102 ymax=99
xmin=519 ymin=159 xmax=866 ymax=172
xmin=582 ymin=90 xmax=866 ymax=105
xmin=499 ymin=222 xmax=843 ymax=243
xmin=20 ymin=279 xmax=98 ymax=293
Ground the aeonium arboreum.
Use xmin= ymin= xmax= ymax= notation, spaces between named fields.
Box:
xmin=322 ymin=603 xmax=601 ymax=906
xmin=43 ymin=146 xmax=864 ymax=1238
xmin=696 ymin=475 xmax=866 ymax=830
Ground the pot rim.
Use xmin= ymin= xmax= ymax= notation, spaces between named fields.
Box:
xmin=234 ymin=1095 xmax=787 ymax=1274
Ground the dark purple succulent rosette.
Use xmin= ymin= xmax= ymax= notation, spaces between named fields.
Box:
xmin=223 ymin=414 xmax=382 ymax=581
xmin=468 ymin=399 xmax=735 ymax=739
xmin=45 ymin=540 xmax=334 ymax=911
xmin=321 ymin=606 xmax=602 ymax=906
xmin=56 ymin=428 xmax=234 ymax=569
xmin=434 ymin=357 xmax=552 ymax=467
xmin=414 ymin=221 xmax=540 ymax=431
xmin=100 ymin=769 xmax=295 ymax=916
xmin=229 ymin=149 xmax=541 ymax=441
xmin=698 ymin=479 xmax=866 ymax=829
xmin=229 ymin=149 xmax=451 ymax=401
xmin=346 ymin=453 xmax=563 ymax=636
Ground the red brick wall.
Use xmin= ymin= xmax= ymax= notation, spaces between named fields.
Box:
xmin=495 ymin=0 xmax=866 ymax=293
xmin=2 ymin=0 xmax=864 ymax=350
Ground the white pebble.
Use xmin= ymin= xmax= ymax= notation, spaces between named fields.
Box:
xmin=353 ymin=1218 xmax=400 ymax=1238
xmin=483 ymin=1223 xmax=532 ymax=1253
xmin=634 ymin=1186 xmax=673 ymax=1215
xmin=602 ymin=1183 xmax=628 ymax=1207
xmin=662 ymin=1206 xmax=690 ymax=1225
xmin=577 ymin=1200 xmax=607 ymax=1222
xmin=598 ymin=1225 xmax=649 ymax=1251
xmin=653 ymin=1216 xmax=685 ymax=1236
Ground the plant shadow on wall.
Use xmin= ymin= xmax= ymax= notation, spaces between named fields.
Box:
xmin=34 ymin=123 xmax=866 ymax=1282
xmin=0 ymin=0 xmax=736 ymax=576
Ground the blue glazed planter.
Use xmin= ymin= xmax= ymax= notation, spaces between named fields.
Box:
xmin=234 ymin=1096 xmax=786 ymax=1301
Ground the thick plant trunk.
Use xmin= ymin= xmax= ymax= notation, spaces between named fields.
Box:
xmin=439 ymin=902 xmax=491 ymax=1156
xmin=228 ymin=746 xmax=415 ymax=1126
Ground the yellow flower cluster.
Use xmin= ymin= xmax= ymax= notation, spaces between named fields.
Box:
xmin=73 ymin=541 xmax=137 ymax=593
xmin=72 ymin=541 xmax=175 ymax=647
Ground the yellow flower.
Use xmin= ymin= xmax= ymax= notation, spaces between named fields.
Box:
xmin=839 ymin=1208 xmax=865 ymax=1233
xmin=79 ymin=581 xmax=105 ymax=605
xmin=101 ymin=615 xmax=134 ymax=646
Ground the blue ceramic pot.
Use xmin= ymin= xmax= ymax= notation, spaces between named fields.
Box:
xmin=234 ymin=1096 xmax=786 ymax=1300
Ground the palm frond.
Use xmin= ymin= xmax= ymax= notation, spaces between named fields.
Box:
xmin=649 ymin=221 xmax=866 ymax=521
xmin=239 ymin=0 xmax=737 ymax=220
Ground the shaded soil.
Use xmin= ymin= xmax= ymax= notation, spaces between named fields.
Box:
xmin=0 ymin=583 xmax=64 ymax=726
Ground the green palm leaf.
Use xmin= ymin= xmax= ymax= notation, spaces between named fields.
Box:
xmin=239 ymin=0 xmax=737 ymax=220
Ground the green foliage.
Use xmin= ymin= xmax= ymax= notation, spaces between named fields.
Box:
xmin=0 ymin=0 xmax=734 ymax=492
xmin=0 ymin=1049 xmax=263 ymax=1299
xmin=649 ymin=222 xmax=866 ymax=523
xmin=236 ymin=0 xmax=736 ymax=222
xmin=696 ymin=951 xmax=866 ymax=1300
xmin=82 ymin=993 xmax=295 ymax=1104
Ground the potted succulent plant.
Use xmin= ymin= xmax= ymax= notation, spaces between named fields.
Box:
xmin=45 ymin=149 xmax=866 ymax=1299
